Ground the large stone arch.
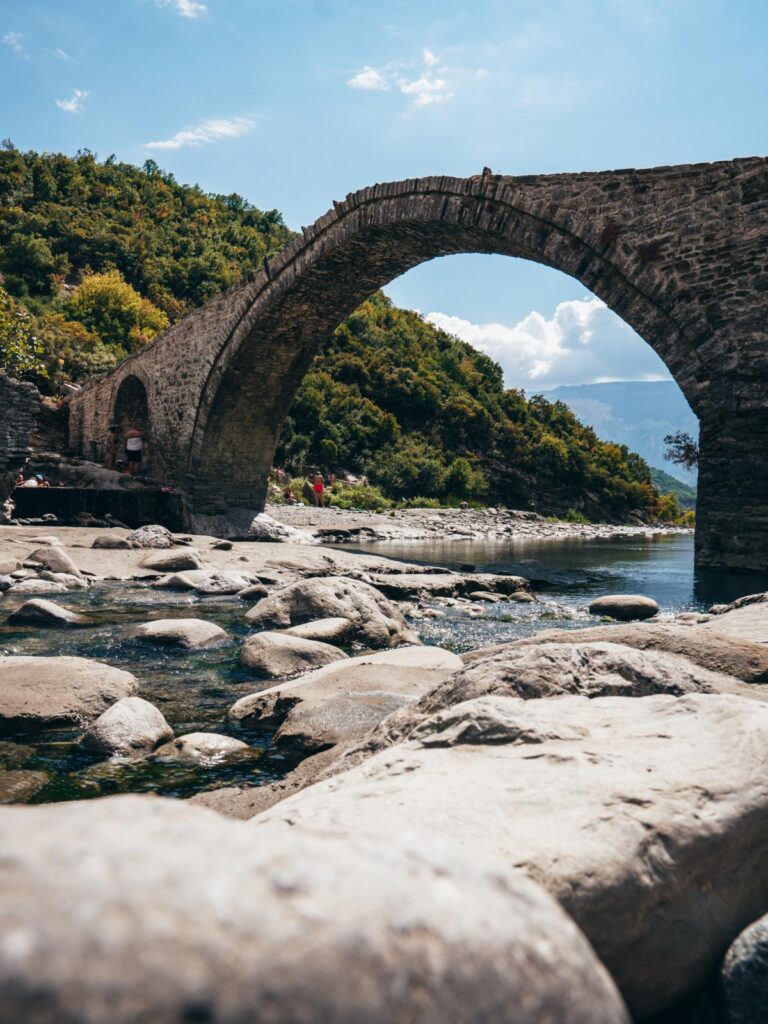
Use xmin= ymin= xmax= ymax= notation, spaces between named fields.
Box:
xmin=67 ymin=158 xmax=768 ymax=568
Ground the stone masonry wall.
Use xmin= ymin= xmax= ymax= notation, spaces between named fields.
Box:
xmin=0 ymin=373 xmax=44 ymax=504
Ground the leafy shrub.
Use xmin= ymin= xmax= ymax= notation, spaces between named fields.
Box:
xmin=330 ymin=482 xmax=392 ymax=511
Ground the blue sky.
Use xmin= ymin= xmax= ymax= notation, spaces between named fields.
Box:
xmin=2 ymin=0 xmax=766 ymax=389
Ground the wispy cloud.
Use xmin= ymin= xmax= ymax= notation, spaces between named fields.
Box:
xmin=347 ymin=48 xmax=481 ymax=109
xmin=56 ymin=88 xmax=89 ymax=114
xmin=348 ymin=66 xmax=390 ymax=91
xmin=156 ymin=0 xmax=207 ymax=18
xmin=144 ymin=116 xmax=254 ymax=150
xmin=3 ymin=31 xmax=25 ymax=57
xmin=52 ymin=48 xmax=72 ymax=60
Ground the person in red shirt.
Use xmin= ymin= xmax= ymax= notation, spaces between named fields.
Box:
xmin=313 ymin=472 xmax=325 ymax=508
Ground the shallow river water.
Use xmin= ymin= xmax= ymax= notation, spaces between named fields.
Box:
xmin=3 ymin=531 xmax=766 ymax=804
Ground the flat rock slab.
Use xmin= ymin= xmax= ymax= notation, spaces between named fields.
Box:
xmin=256 ymin=693 xmax=768 ymax=1018
xmin=0 ymin=656 xmax=138 ymax=729
xmin=81 ymin=697 xmax=174 ymax=758
xmin=154 ymin=569 xmax=255 ymax=594
xmin=230 ymin=645 xmax=462 ymax=751
xmin=7 ymin=598 xmax=90 ymax=627
xmin=152 ymin=732 xmax=256 ymax=766
xmin=588 ymin=594 xmax=659 ymax=621
xmin=240 ymin=631 xmax=348 ymax=679
xmin=126 ymin=618 xmax=230 ymax=650
xmin=701 ymin=601 xmax=768 ymax=644
xmin=7 ymin=579 xmax=67 ymax=596
xmin=0 ymin=795 xmax=629 ymax=1023
xmin=245 ymin=575 xmax=419 ymax=648
xmin=370 ymin=571 xmax=530 ymax=599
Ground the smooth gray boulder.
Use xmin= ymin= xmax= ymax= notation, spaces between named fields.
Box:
xmin=152 ymin=732 xmax=255 ymax=766
xmin=588 ymin=594 xmax=659 ymax=621
xmin=140 ymin=549 xmax=203 ymax=573
xmin=0 ymin=769 xmax=49 ymax=803
xmin=154 ymin=569 xmax=254 ymax=594
xmin=92 ymin=534 xmax=133 ymax=549
xmin=240 ymin=631 xmax=348 ymax=679
xmin=722 ymin=914 xmax=768 ymax=1024
xmin=257 ymin=693 xmax=768 ymax=1018
xmin=7 ymin=598 xmax=90 ymax=627
xmin=24 ymin=546 xmax=82 ymax=578
xmin=127 ymin=524 xmax=173 ymax=548
xmin=126 ymin=618 xmax=230 ymax=650
xmin=247 ymin=511 xmax=316 ymax=543
xmin=81 ymin=697 xmax=173 ymax=758
xmin=285 ymin=616 xmax=354 ymax=643
xmin=0 ymin=795 xmax=629 ymax=1024
xmin=236 ymin=582 xmax=269 ymax=601
xmin=0 ymin=656 xmax=138 ymax=728
xmin=245 ymin=575 xmax=419 ymax=648
xmin=7 ymin=579 xmax=67 ymax=596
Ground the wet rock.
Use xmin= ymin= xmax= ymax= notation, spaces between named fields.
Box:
xmin=6 ymin=579 xmax=67 ymax=596
xmin=0 ymin=656 xmax=138 ymax=728
xmin=231 ymin=646 xmax=462 ymax=752
xmin=721 ymin=914 xmax=768 ymax=1024
xmin=0 ymin=795 xmax=629 ymax=1024
xmin=24 ymin=546 xmax=82 ymax=579
xmin=126 ymin=618 xmax=230 ymax=650
xmin=92 ymin=535 xmax=133 ymax=549
xmin=39 ymin=570 xmax=89 ymax=590
xmin=154 ymin=569 xmax=254 ymax=594
xmin=153 ymin=732 xmax=255 ymax=766
xmin=588 ymin=594 xmax=659 ymax=621
xmin=245 ymin=575 xmax=419 ymax=648
xmin=0 ymin=741 xmax=33 ymax=768
xmin=236 ymin=582 xmax=269 ymax=601
xmin=81 ymin=697 xmax=174 ymax=758
xmin=371 ymin=571 xmax=530 ymax=600
xmin=468 ymin=590 xmax=503 ymax=602
xmin=0 ymin=769 xmax=49 ymax=804
xmin=510 ymin=590 xmax=536 ymax=602
xmin=7 ymin=598 xmax=90 ymax=627
xmin=285 ymin=616 xmax=354 ymax=643
xmin=140 ymin=549 xmax=203 ymax=573
xmin=258 ymin=693 xmax=768 ymax=1018
xmin=127 ymin=524 xmax=173 ymax=549
xmin=240 ymin=631 xmax=348 ymax=679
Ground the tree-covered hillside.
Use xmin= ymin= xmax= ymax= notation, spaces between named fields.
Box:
xmin=0 ymin=147 xmax=664 ymax=521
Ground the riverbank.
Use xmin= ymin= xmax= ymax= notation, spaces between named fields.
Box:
xmin=268 ymin=501 xmax=690 ymax=545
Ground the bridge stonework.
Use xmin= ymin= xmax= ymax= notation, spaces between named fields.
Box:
xmin=67 ymin=158 xmax=768 ymax=570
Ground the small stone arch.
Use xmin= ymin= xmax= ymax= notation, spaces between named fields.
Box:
xmin=112 ymin=374 xmax=150 ymax=471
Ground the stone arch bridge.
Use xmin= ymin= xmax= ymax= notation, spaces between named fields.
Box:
xmin=68 ymin=157 xmax=768 ymax=570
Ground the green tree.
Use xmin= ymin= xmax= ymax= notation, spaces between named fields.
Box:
xmin=66 ymin=270 xmax=169 ymax=353
xmin=0 ymin=285 xmax=46 ymax=378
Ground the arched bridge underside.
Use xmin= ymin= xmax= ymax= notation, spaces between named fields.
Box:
xmin=68 ymin=158 xmax=768 ymax=569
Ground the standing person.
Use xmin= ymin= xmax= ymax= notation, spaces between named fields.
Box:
xmin=106 ymin=425 xmax=118 ymax=470
xmin=313 ymin=472 xmax=325 ymax=508
xmin=124 ymin=426 xmax=146 ymax=476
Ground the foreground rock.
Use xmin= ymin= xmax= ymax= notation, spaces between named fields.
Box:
xmin=5 ymin=578 xmax=67 ymax=596
xmin=7 ymin=598 xmax=90 ymax=627
xmin=24 ymin=546 xmax=82 ymax=578
xmin=0 ymin=795 xmax=629 ymax=1023
xmin=240 ymin=631 xmax=348 ymax=679
xmin=722 ymin=914 xmax=768 ymax=1024
xmin=81 ymin=697 xmax=174 ymax=758
xmin=127 ymin=524 xmax=173 ymax=548
xmin=0 ymin=656 xmax=138 ymax=728
xmin=126 ymin=618 xmax=230 ymax=650
xmin=588 ymin=594 xmax=659 ymax=621
xmin=245 ymin=575 xmax=419 ymax=648
xmin=285 ymin=616 xmax=353 ymax=643
xmin=257 ymin=693 xmax=768 ymax=1017
xmin=154 ymin=569 xmax=255 ymax=594
xmin=230 ymin=645 xmax=462 ymax=752
xmin=139 ymin=548 xmax=203 ymax=573
xmin=247 ymin=511 xmax=317 ymax=544
xmin=152 ymin=732 xmax=255 ymax=765
xmin=699 ymin=599 xmax=768 ymax=644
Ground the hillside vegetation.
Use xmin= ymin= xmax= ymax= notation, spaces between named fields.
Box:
xmin=0 ymin=147 xmax=671 ymax=521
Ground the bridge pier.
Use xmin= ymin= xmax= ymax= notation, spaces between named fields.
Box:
xmin=696 ymin=410 xmax=768 ymax=571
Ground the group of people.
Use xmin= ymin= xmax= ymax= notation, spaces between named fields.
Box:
xmin=14 ymin=472 xmax=53 ymax=488
xmin=274 ymin=469 xmax=337 ymax=507
xmin=106 ymin=425 xmax=146 ymax=476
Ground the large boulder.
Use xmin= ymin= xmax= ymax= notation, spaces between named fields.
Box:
xmin=126 ymin=618 xmax=230 ymax=650
xmin=127 ymin=524 xmax=173 ymax=549
xmin=721 ymin=914 xmax=768 ymax=1024
xmin=81 ymin=697 xmax=174 ymax=758
xmin=0 ymin=795 xmax=629 ymax=1023
xmin=139 ymin=549 xmax=203 ymax=573
xmin=0 ymin=656 xmax=138 ymax=728
xmin=256 ymin=693 xmax=768 ymax=1018
xmin=230 ymin=645 xmax=462 ymax=752
xmin=7 ymin=598 xmax=90 ymax=627
xmin=240 ymin=631 xmax=348 ymax=679
xmin=152 ymin=732 xmax=255 ymax=766
xmin=588 ymin=594 xmax=659 ymax=621
xmin=247 ymin=512 xmax=316 ymax=544
xmin=23 ymin=546 xmax=82 ymax=578
xmin=245 ymin=575 xmax=419 ymax=648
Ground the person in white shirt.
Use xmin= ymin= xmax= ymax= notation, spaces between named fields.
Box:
xmin=124 ymin=427 xmax=146 ymax=476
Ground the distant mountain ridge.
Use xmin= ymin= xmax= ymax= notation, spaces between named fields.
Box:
xmin=537 ymin=380 xmax=699 ymax=485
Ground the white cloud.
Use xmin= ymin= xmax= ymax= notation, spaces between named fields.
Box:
xmin=425 ymin=299 xmax=671 ymax=390
xmin=144 ymin=115 xmax=254 ymax=150
xmin=347 ymin=66 xmax=390 ymax=91
xmin=56 ymin=88 xmax=89 ymax=114
xmin=422 ymin=47 xmax=438 ymax=67
xmin=156 ymin=0 xmax=207 ymax=18
xmin=53 ymin=48 xmax=71 ymax=60
xmin=398 ymin=72 xmax=453 ymax=107
xmin=3 ymin=31 xmax=24 ymax=56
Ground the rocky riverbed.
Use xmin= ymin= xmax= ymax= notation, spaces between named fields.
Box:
xmin=1 ymin=519 xmax=767 ymax=1022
